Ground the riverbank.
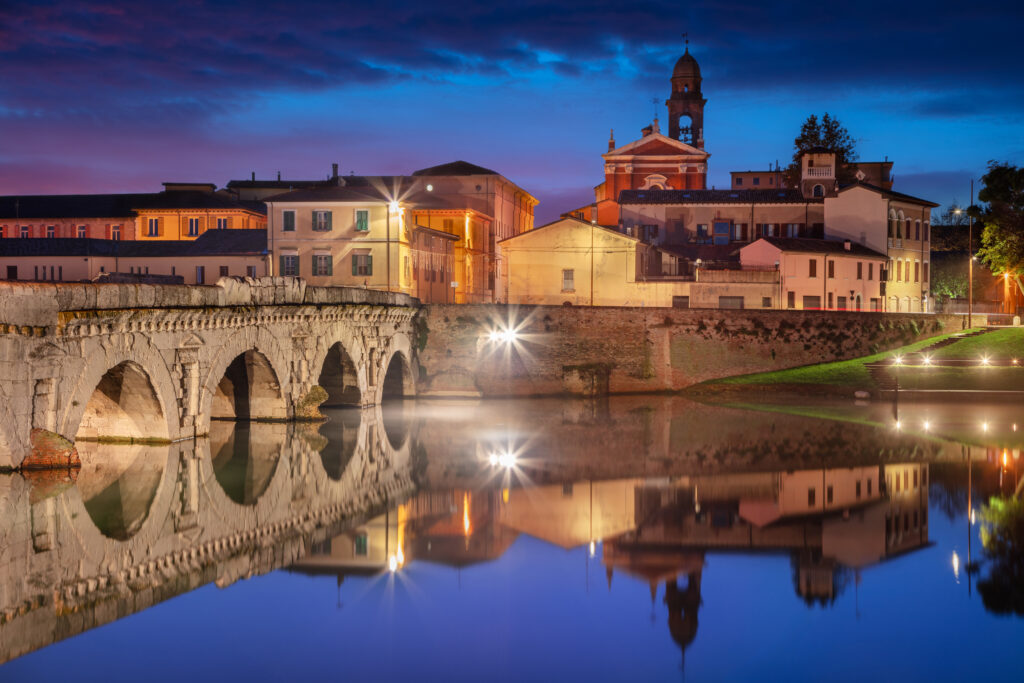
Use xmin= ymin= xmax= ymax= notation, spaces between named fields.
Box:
xmin=690 ymin=327 xmax=1024 ymax=400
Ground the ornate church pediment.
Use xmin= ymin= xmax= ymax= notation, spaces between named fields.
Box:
xmin=605 ymin=133 xmax=708 ymax=159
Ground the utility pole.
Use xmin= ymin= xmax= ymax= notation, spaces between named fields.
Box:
xmin=968 ymin=179 xmax=974 ymax=328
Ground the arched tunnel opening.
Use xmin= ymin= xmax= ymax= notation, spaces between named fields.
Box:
xmin=318 ymin=343 xmax=362 ymax=406
xmin=76 ymin=361 xmax=169 ymax=443
xmin=381 ymin=352 xmax=414 ymax=401
xmin=212 ymin=350 xmax=287 ymax=421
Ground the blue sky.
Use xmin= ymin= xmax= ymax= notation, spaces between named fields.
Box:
xmin=1 ymin=0 xmax=1021 ymax=223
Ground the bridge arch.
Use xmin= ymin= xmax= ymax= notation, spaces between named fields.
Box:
xmin=76 ymin=362 xmax=171 ymax=442
xmin=63 ymin=340 xmax=177 ymax=444
xmin=315 ymin=338 xmax=366 ymax=407
xmin=200 ymin=332 xmax=291 ymax=430
xmin=376 ymin=332 xmax=417 ymax=406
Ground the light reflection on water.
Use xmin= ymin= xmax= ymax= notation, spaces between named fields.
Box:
xmin=2 ymin=395 xmax=1024 ymax=681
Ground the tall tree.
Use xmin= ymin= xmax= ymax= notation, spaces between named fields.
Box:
xmin=785 ymin=113 xmax=858 ymax=186
xmin=977 ymin=161 xmax=1024 ymax=277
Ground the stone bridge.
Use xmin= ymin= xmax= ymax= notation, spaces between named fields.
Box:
xmin=0 ymin=408 xmax=416 ymax=663
xmin=0 ymin=278 xmax=420 ymax=470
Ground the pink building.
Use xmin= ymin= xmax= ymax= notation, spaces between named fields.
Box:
xmin=740 ymin=237 xmax=888 ymax=311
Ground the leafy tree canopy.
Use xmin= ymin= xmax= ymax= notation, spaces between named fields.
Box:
xmin=977 ymin=161 xmax=1024 ymax=276
xmin=786 ymin=113 xmax=858 ymax=185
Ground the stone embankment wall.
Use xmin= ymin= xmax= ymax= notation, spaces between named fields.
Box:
xmin=416 ymin=305 xmax=982 ymax=397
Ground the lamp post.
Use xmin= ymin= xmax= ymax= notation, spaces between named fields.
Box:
xmin=953 ymin=182 xmax=974 ymax=328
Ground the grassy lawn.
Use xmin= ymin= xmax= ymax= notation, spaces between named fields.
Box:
xmin=930 ymin=327 xmax=1024 ymax=361
xmin=715 ymin=330 xmax=971 ymax=388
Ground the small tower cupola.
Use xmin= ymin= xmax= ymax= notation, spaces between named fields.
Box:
xmin=666 ymin=41 xmax=707 ymax=148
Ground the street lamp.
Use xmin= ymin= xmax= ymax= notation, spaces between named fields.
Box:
xmin=953 ymin=182 xmax=974 ymax=327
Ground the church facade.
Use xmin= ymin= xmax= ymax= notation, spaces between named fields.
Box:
xmin=569 ymin=45 xmax=710 ymax=227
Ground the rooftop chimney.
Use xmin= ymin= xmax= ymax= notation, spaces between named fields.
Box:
xmin=332 ymin=163 xmax=339 ymax=179
xmin=277 ymin=171 xmax=281 ymax=181
xmin=251 ymin=171 xmax=255 ymax=181
xmin=844 ymin=240 xmax=851 ymax=251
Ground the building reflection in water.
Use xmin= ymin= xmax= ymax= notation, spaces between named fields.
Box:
xmin=299 ymin=461 xmax=932 ymax=666
xmin=77 ymin=442 xmax=170 ymax=540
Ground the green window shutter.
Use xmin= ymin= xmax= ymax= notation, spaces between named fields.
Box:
xmin=311 ymin=254 xmax=317 ymax=275
xmin=325 ymin=211 xmax=332 ymax=231
xmin=326 ymin=257 xmax=333 ymax=276
xmin=352 ymin=255 xmax=358 ymax=276
xmin=279 ymin=255 xmax=286 ymax=275
xmin=366 ymin=254 xmax=372 ymax=275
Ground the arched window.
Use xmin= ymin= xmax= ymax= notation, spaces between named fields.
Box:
xmin=812 ymin=184 xmax=824 ymax=198
xmin=896 ymin=211 xmax=905 ymax=238
xmin=677 ymin=114 xmax=694 ymax=144
xmin=640 ymin=174 xmax=669 ymax=190
xmin=888 ymin=209 xmax=897 ymax=238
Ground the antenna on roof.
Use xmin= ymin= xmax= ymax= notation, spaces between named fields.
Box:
xmin=682 ymin=32 xmax=689 ymax=51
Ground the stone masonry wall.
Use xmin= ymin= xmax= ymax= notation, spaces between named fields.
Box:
xmin=417 ymin=305 xmax=981 ymax=397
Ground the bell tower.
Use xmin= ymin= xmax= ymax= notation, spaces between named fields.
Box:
xmin=666 ymin=39 xmax=706 ymax=148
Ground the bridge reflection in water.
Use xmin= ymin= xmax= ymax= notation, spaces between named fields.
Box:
xmin=0 ymin=396 xmax=1019 ymax=669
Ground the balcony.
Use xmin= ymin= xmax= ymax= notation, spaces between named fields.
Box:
xmin=888 ymin=238 xmax=902 ymax=249
xmin=806 ymin=166 xmax=834 ymax=178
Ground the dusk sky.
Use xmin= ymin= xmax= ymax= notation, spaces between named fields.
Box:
xmin=2 ymin=0 xmax=1022 ymax=224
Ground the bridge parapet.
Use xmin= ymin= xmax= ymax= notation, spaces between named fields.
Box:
xmin=0 ymin=277 xmax=417 ymax=330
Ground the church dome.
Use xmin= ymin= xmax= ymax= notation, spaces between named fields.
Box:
xmin=672 ymin=49 xmax=701 ymax=81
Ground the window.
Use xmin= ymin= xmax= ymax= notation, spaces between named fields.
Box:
xmin=712 ymin=221 xmax=730 ymax=245
xmin=867 ymin=478 xmax=872 ymax=495
xmin=355 ymin=210 xmax=369 ymax=232
xmin=696 ymin=224 xmax=709 ymax=243
xmin=312 ymin=253 xmax=333 ymax=276
xmin=312 ymin=210 xmax=332 ymax=232
xmin=354 ymin=533 xmax=368 ymax=556
xmin=868 ymin=263 xmax=874 ymax=280
xmin=827 ymin=260 xmax=835 ymax=278
xmin=282 ymin=210 xmax=296 ymax=232
xmin=786 ymin=223 xmax=801 ymax=238
xmin=808 ymin=259 xmax=817 ymax=277
xmin=718 ymin=296 xmax=744 ymax=309
xmin=217 ymin=217 xmax=228 ymax=230
xmin=46 ymin=225 xmax=55 ymax=238
xmin=857 ymin=262 xmax=863 ymax=280
xmin=803 ymin=295 xmax=821 ymax=309
xmin=837 ymin=296 xmax=847 ymax=310
xmin=111 ymin=225 xmax=121 ymax=240
xmin=896 ymin=260 xmax=902 ymax=281
xmin=148 ymin=218 xmax=159 ymax=237
xmin=219 ymin=266 xmax=229 ymax=278
xmin=5 ymin=266 xmax=16 ymax=280
xmin=762 ymin=296 xmax=772 ymax=308
xmin=733 ymin=223 xmax=747 ymax=241
xmin=808 ymin=488 xmax=816 ymax=506
xmin=735 ymin=177 xmax=743 ymax=186
xmin=352 ymin=253 xmax=373 ymax=276
xmin=561 ymin=268 xmax=575 ymax=292
xmin=856 ymin=480 xmax=862 ymax=499
xmin=914 ymin=261 xmax=920 ymax=282
xmin=246 ymin=265 xmax=256 ymax=278
xmin=196 ymin=266 xmax=205 ymax=284
xmin=913 ymin=470 xmax=918 ymax=487
xmin=827 ymin=485 xmax=834 ymax=504
xmin=188 ymin=217 xmax=200 ymax=236
xmin=787 ymin=291 xmax=795 ymax=309
xmin=915 ymin=221 xmax=920 ymax=240
xmin=828 ymin=292 xmax=833 ymax=309
xmin=20 ymin=226 xmax=29 ymax=238
xmin=813 ymin=184 xmax=824 ymax=197
xmin=279 ymin=253 xmax=299 ymax=276
xmin=672 ymin=296 xmax=690 ymax=309
xmin=923 ymin=262 xmax=929 ymax=282
xmin=443 ymin=218 xmax=454 ymax=232
xmin=753 ymin=177 xmax=760 ymax=186
xmin=77 ymin=225 xmax=87 ymax=238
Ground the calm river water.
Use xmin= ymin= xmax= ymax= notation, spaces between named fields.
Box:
xmin=2 ymin=396 xmax=1023 ymax=681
